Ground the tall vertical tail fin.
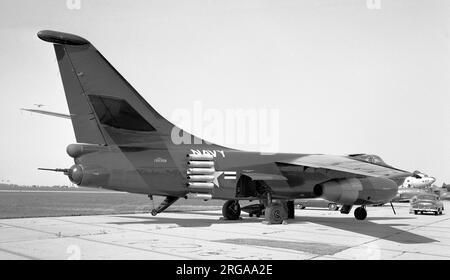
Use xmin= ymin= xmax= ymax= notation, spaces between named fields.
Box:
xmin=38 ymin=30 xmax=178 ymax=146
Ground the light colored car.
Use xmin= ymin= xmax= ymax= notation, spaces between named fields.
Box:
xmin=295 ymin=198 xmax=340 ymax=211
xmin=410 ymin=194 xmax=444 ymax=215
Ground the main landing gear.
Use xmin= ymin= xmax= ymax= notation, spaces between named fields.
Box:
xmin=264 ymin=202 xmax=288 ymax=224
xmin=222 ymin=200 xmax=241 ymax=220
xmin=222 ymin=195 xmax=294 ymax=224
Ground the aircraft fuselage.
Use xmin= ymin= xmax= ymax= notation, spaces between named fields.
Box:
xmin=68 ymin=143 xmax=398 ymax=206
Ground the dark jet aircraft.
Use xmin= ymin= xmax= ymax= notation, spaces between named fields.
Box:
xmin=36 ymin=30 xmax=410 ymax=224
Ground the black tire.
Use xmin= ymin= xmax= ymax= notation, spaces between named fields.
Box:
xmin=287 ymin=201 xmax=295 ymax=219
xmin=354 ymin=207 xmax=367 ymax=220
xmin=249 ymin=213 xmax=253 ymax=217
xmin=265 ymin=203 xmax=287 ymax=224
xmin=328 ymin=203 xmax=338 ymax=211
xmin=222 ymin=200 xmax=241 ymax=220
xmin=414 ymin=210 xmax=418 ymax=215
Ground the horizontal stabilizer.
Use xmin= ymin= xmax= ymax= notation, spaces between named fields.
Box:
xmin=21 ymin=108 xmax=71 ymax=119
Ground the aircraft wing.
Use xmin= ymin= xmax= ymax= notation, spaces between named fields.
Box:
xmin=21 ymin=108 xmax=71 ymax=119
xmin=277 ymin=154 xmax=411 ymax=179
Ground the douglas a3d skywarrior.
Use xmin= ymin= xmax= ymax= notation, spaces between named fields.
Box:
xmin=36 ymin=30 xmax=410 ymax=224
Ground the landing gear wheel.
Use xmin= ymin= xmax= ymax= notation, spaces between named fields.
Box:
xmin=222 ymin=200 xmax=241 ymax=220
xmin=287 ymin=201 xmax=295 ymax=219
xmin=414 ymin=210 xmax=418 ymax=215
xmin=354 ymin=206 xmax=367 ymax=220
xmin=151 ymin=209 xmax=158 ymax=216
xmin=265 ymin=203 xmax=287 ymax=224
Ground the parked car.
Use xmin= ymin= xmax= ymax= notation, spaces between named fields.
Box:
xmin=295 ymin=198 xmax=340 ymax=211
xmin=410 ymin=194 xmax=444 ymax=215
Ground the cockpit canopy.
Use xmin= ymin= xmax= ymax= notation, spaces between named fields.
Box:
xmin=412 ymin=170 xmax=428 ymax=179
xmin=348 ymin=154 xmax=389 ymax=166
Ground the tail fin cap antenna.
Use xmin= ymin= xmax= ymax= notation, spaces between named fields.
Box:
xmin=37 ymin=30 xmax=89 ymax=45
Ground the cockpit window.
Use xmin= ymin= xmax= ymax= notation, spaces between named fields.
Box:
xmin=88 ymin=95 xmax=155 ymax=132
xmin=349 ymin=154 xmax=388 ymax=166
xmin=370 ymin=155 xmax=384 ymax=164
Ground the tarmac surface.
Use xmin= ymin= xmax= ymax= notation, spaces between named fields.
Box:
xmin=0 ymin=202 xmax=449 ymax=260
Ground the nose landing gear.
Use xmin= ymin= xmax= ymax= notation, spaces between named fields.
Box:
xmin=354 ymin=206 xmax=367 ymax=220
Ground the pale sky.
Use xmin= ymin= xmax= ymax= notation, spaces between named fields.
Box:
xmin=0 ymin=0 xmax=449 ymax=186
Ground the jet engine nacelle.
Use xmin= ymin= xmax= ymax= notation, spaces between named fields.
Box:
xmin=313 ymin=177 xmax=398 ymax=205
xmin=67 ymin=164 xmax=109 ymax=187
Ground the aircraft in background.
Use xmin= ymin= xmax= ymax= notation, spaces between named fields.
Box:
xmin=400 ymin=171 xmax=436 ymax=189
xmin=442 ymin=183 xmax=450 ymax=192
xmin=35 ymin=30 xmax=411 ymax=224
xmin=34 ymin=104 xmax=45 ymax=108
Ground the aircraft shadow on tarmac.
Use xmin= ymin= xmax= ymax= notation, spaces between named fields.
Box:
xmin=111 ymin=211 xmax=437 ymax=244
xmin=296 ymin=216 xmax=436 ymax=244
xmin=112 ymin=214 xmax=263 ymax=228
